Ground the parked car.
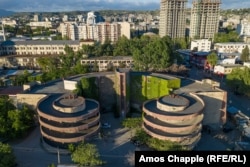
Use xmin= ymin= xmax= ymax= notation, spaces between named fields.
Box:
xmin=101 ymin=122 xmax=111 ymax=129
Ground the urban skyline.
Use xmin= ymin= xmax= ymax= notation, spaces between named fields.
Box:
xmin=0 ymin=0 xmax=249 ymax=12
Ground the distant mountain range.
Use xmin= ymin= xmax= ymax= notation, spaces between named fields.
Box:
xmin=0 ymin=9 xmax=15 ymax=17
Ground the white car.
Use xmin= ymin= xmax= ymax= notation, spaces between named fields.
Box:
xmin=101 ymin=123 xmax=111 ymax=129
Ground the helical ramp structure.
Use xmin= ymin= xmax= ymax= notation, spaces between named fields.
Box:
xmin=37 ymin=93 xmax=100 ymax=148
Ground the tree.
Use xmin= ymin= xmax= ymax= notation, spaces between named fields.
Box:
xmin=226 ymin=67 xmax=250 ymax=96
xmin=241 ymin=45 xmax=250 ymax=62
xmin=206 ymin=52 xmax=218 ymax=70
xmin=70 ymin=142 xmax=103 ymax=167
xmin=0 ymin=96 xmax=34 ymax=139
xmin=0 ymin=142 xmax=16 ymax=167
xmin=132 ymin=35 xmax=174 ymax=71
xmin=113 ymin=35 xmax=131 ymax=56
xmin=214 ymin=31 xmax=242 ymax=43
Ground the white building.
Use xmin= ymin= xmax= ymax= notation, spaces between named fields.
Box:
xmin=86 ymin=11 xmax=104 ymax=25
xmin=1 ymin=19 xmax=17 ymax=27
xmin=237 ymin=21 xmax=250 ymax=36
xmin=190 ymin=39 xmax=211 ymax=52
xmin=34 ymin=14 xmax=42 ymax=22
xmin=59 ymin=22 xmax=130 ymax=43
xmin=29 ymin=21 xmax=52 ymax=28
xmin=214 ymin=42 xmax=250 ymax=54
xmin=77 ymin=15 xmax=84 ymax=22
xmin=236 ymin=20 xmax=250 ymax=43
xmin=213 ymin=64 xmax=245 ymax=75
xmin=63 ymin=15 xmax=69 ymax=22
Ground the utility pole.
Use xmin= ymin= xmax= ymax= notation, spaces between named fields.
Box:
xmin=57 ymin=147 xmax=61 ymax=164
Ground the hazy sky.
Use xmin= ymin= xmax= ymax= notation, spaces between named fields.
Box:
xmin=0 ymin=0 xmax=249 ymax=12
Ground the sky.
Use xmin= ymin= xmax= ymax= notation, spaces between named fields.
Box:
xmin=0 ymin=0 xmax=250 ymax=12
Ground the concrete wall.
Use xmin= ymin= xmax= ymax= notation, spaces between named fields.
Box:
xmin=98 ymin=75 xmax=116 ymax=112
xmin=16 ymin=94 xmax=47 ymax=110
xmin=196 ymin=91 xmax=227 ymax=129
xmin=64 ymin=80 xmax=77 ymax=90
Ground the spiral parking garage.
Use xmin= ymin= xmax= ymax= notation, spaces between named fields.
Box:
xmin=142 ymin=93 xmax=205 ymax=149
xmin=37 ymin=93 xmax=100 ymax=148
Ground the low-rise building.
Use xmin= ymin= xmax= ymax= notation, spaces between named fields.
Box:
xmin=190 ymin=39 xmax=211 ymax=52
xmin=214 ymin=42 xmax=250 ymax=54
xmin=29 ymin=21 xmax=52 ymax=28
xmin=213 ymin=64 xmax=245 ymax=75
xmin=0 ymin=40 xmax=91 ymax=56
xmin=81 ymin=56 xmax=133 ymax=72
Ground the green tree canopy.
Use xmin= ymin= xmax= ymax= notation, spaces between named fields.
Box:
xmin=0 ymin=142 xmax=16 ymax=167
xmin=0 ymin=96 xmax=34 ymax=139
xmin=113 ymin=35 xmax=131 ymax=56
xmin=206 ymin=52 xmax=218 ymax=68
xmin=241 ymin=45 xmax=250 ymax=62
xmin=226 ymin=67 xmax=250 ymax=96
xmin=132 ymin=35 xmax=175 ymax=71
xmin=214 ymin=31 xmax=242 ymax=43
xmin=70 ymin=142 xmax=103 ymax=167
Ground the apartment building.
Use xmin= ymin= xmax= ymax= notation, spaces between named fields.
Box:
xmin=159 ymin=0 xmax=187 ymax=38
xmin=59 ymin=22 xmax=130 ymax=43
xmin=190 ymin=0 xmax=221 ymax=39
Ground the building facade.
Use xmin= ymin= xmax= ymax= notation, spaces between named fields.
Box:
xmin=159 ymin=0 xmax=187 ymax=38
xmin=236 ymin=20 xmax=250 ymax=43
xmin=0 ymin=40 xmax=82 ymax=56
xmin=190 ymin=39 xmax=211 ymax=51
xmin=81 ymin=56 xmax=133 ymax=72
xmin=190 ymin=0 xmax=221 ymax=39
xmin=214 ymin=42 xmax=250 ymax=54
xmin=37 ymin=94 xmax=100 ymax=148
xmin=86 ymin=11 xmax=104 ymax=25
xmin=143 ymin=93 xmax=204 ymax=149
xmin=59 ymin=22 xmax=130 ymax=43
xmin=29 ymin=21 xmax=52 ymax=28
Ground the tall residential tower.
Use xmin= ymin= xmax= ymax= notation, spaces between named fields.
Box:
xmin=190 ymin=0 xmax=221 ymax=40
xmin=159 ymin=0 xmax=187 ymax=38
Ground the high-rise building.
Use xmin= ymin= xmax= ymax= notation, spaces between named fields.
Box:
xmin=159 ymin=0 xmax=187 ymax=38
xmin=63 ymin=15 xmax=69 ymax=22
xmin=190 ymin=0 xmax=221 ymax=40
xmin=34 ymin=14 xmax=42 ymax=22
xmin=86 ymin=11 xmax=104 ymax=25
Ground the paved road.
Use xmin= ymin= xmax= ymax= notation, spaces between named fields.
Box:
xmin=11 ymin=112 xmax=140 ymax=167
xmin=189 ymin=66 xmax=250 ymax=117
xmin=11 ymin=127 xmax=72 ymax=167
